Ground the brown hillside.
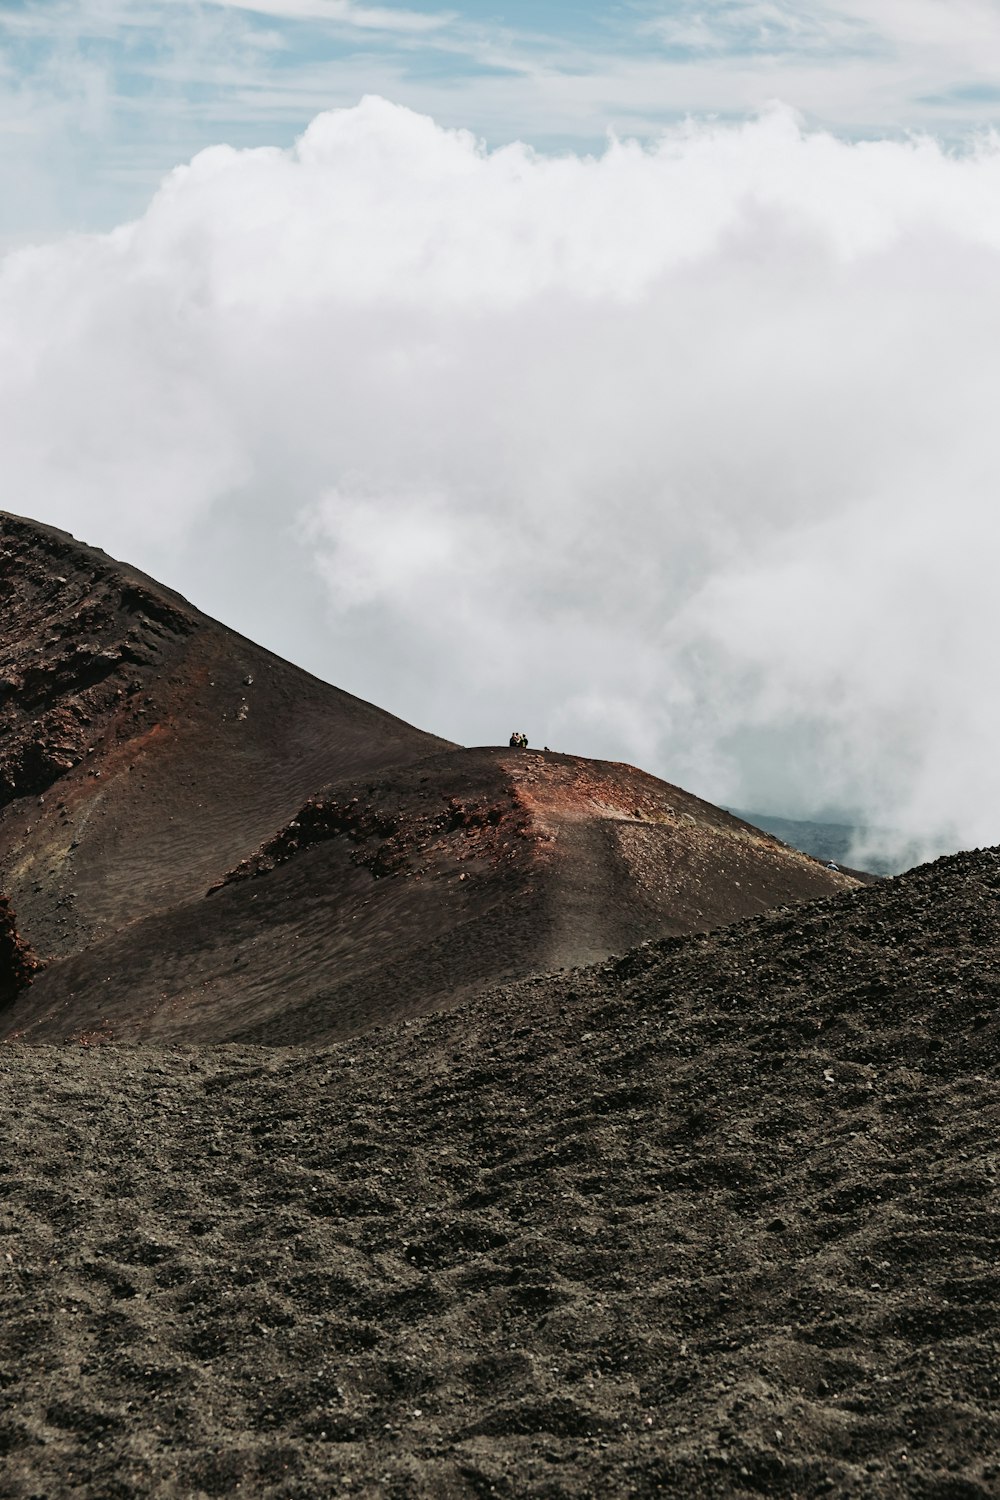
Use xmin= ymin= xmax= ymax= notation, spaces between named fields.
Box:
xmin=0 ymin=510 xmax=449 ymax=963
xmin=0 ymin=511 xmax=855 ymax=1043
xmin=6 ymin=745 xmax=856 ymax=1044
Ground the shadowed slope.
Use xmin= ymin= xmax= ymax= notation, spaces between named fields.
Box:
xmin=0 ymin=894 xmax=39 ymax=1005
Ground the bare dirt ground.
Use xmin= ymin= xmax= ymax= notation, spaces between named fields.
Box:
xmin=2 ymin=847 xmax=998 ymax=1499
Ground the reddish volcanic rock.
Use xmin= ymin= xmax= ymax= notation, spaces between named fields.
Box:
xmin=0 ymin=893 xmax=41 ymax=1006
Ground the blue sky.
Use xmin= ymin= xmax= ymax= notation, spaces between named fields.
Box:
xmin=5 ymin=0 xmax=1000 ymax=241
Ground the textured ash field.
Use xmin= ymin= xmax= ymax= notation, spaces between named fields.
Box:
xmin=2 ymin=849 xmax=999 ymax=1499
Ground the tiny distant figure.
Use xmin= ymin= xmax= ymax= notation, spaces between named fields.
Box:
xmin=519 ymin=733 xmax=528 ymax=749
xmin=509 ymin=731 xmax=529 ymax=749
xmin=826 ymin=861 xmax=840 ymax=871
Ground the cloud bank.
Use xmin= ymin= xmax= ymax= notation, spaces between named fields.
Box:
xmin=209 ymin=0 xmax=450 ymax=33
xmin=5 ymin=96 xmax=1000 ymax=862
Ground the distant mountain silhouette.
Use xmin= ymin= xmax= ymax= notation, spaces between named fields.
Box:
xmin=729 ymin=809 xmax=918 ymax=877
xmin=0 ymin=510 xmax=855 ymax=1042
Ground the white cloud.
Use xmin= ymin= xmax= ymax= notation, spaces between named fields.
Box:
xmin=643 ymin=1 xmax=871 ymax=57
xmin=6 ymin=96 xmax=1000 ymax=860
xmin=207 ymin=0 xmax=451 ymax=34
xmin=845 ymin=0 xmax=1000 ymax=59
xmin=6 ymin=0 xmax=1000 ymax=253
xmin=644 ymin=0 xmax=1000 ymax=65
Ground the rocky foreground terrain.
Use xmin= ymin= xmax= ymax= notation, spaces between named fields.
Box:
xmin=2 ymin=847 xmax=999 ymax=1498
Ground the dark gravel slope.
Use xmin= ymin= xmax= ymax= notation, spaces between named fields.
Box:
xmin=7 ymin=747 xmax=856 ymax=1045
xmin=1 ymin=512 xmax=852 ymax=1043
xmin=0 ymin=508 xmax=449 ymax=965
xmin=1 ymin=847 xmax=998 ymax=1497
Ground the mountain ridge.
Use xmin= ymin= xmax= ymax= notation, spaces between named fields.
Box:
xmin=0 ymin=508 xmax=855 ymax=1042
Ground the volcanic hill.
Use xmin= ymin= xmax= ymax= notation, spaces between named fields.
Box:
xmin=0 ymin=510 xmax=853 ymax=1043
xmin=1 ymin=510 xmax=997 ymax=1500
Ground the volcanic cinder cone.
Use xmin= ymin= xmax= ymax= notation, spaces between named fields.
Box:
xmin=0 ymin=510 xmax=856 ymax=1042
